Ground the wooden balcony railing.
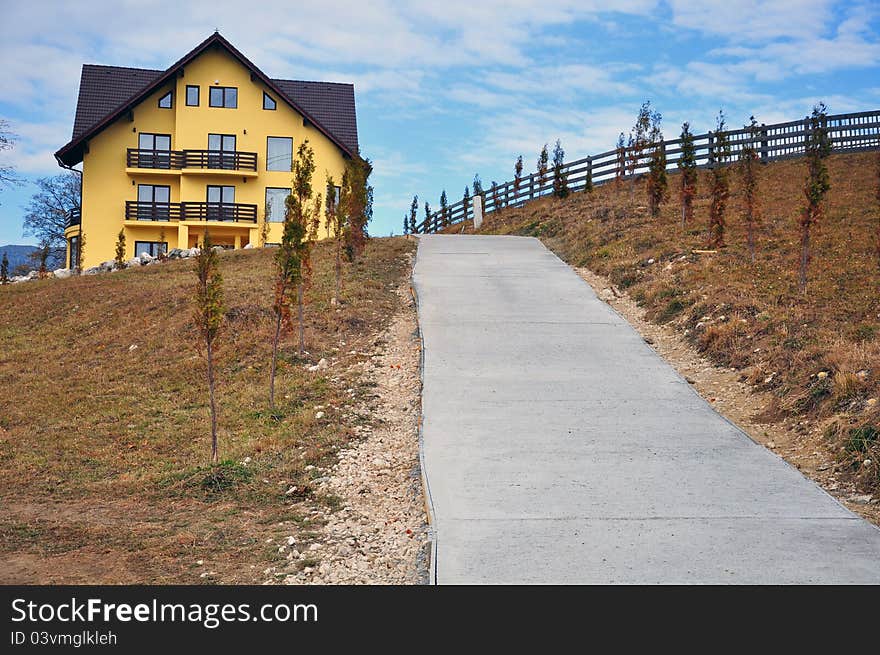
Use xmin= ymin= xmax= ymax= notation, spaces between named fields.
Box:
xmin=125 ymin=201 xmax=184 ymax=221
xmin=124 ymin=201 xmax=258 ymax=223
xmin=181 ymin=202 xmax=258 ymax=222
xmin=182 ymin=150 xmax=258 ymax=171
xmin=126 ymin=149 xmax=258 ymax=172
xmin=126 ymin=149 xmax=185 ymax=169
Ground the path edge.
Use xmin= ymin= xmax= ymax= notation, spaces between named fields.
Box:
xmin=408 ymin=235 xmax=439 ymax=585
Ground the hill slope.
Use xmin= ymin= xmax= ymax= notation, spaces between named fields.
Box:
xmin=467 ymin=150 xmax=880 ymax=504
xmin=0 ymin=237 xmax=416 ymax=583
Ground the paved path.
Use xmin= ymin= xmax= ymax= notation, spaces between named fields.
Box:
xmin=413 ymin=234 xmax=880 ymax=583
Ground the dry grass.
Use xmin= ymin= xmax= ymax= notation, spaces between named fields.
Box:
xmin=465 ymin=150 xmax=880 ymax=493
xmin=0 ymin=236 xmax=415 ymax=583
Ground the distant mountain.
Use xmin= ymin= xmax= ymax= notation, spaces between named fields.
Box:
xmin=0 ymin=245 xmax=64 ymax=274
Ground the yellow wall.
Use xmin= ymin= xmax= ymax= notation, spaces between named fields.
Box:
xmin=71 ymin=45 xmax=349 ymax=269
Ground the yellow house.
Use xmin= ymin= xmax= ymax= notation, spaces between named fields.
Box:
xmin=55 ymin=32 xmax=358 ymax=270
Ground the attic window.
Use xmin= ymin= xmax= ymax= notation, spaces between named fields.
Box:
xmin=158 ymin=91 xmax=172 ymax=109
xmin=263 ymin=92 xmax=276 ymax=111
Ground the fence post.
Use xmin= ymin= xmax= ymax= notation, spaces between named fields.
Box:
xmin=473 ymin=195 xmax=483 ymax=230
xmin=586 ymin=156 xmax=592 ymax=191
xmin=707 ymin=130 xmax=714 ymax=167
xmin=529 ymin=173 xmax=535 ymax=200
xmin=760 ymin=123 xmax=768 ymax=162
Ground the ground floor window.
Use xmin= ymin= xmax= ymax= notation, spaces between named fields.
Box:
xmin=134 ymin=241 xmax=168 ymax=258
xmin=68 ymin=235 xmax=80 ymax=269
xmin=265 ymin=187 xmax=290 ymax=222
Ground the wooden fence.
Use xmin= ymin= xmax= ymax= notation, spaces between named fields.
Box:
xmin=415 ymin=109 xmax=880 ymax=233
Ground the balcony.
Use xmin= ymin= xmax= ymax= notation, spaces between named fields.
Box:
xmin=125 ymin=201 xmax=184 ymax=221
xmin=125 ymin=201 xmax=257 ymax=223
xmin=126 ymin=149 xmax=258 ymax=173
xmin=65 ymin=207 xmax=81 ymax=229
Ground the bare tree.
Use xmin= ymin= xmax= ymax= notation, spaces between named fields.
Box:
xmin=22 ymin=172 xmax=81 ymax=262
xmin=0 ymin=119 xmax=21 ymax=195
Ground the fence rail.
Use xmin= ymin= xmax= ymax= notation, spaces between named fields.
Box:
xmin=416 ymin=109 xmax=880 ymax=233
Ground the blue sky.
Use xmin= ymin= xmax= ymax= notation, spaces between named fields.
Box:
xmin=1 ymin=0 xmax=878 ymax=245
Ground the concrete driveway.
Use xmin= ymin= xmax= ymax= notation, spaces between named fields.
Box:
xmin=413 ymin=234 xmax=880 ymax=583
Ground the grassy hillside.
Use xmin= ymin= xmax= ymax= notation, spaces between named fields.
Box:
xmin=0 ymin=237 xmax=415 ymax=583
xmin=466 ymin=150 xmax=880 ymax=494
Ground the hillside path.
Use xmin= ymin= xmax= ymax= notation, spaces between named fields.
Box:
xmin=413 ymin=234 xmax=880 ymax=583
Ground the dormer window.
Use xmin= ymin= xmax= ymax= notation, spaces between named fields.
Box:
xmin=158 ymin=91 xmax=172 ymax=109
xmin=263 ymin=92 xmax=276 ymax=110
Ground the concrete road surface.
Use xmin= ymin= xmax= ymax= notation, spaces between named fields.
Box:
xmin=412 ymin=234 xmax=880 ymax=584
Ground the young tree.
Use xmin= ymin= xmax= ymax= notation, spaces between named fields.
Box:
xmin=22 ymin=172 xmax=81 ymax=262
xmin=424 ymin=201 xmax=432 ymax=230
xmin=472 ymin=174 xmax=484 ymax=201
xmin=708 ymin=110 xmax=731 ymax=248
xmin=409 ymin=195 xmax=419 ymax=234
xmin=627 ymin=101 xmax=653 ymax=202
xmin=514 ymin=155 xmax=524 ymax=202
xmin=340 ymin=156 xmax=372 ymax=261
xmin=114 ymin=229 xmax=126 ymax=269
xmin=615 ymin=132 xmax=627 ymax=191
xmin=739 ymin=116 xmax=762 ymax=262
xmin=552 ymin=139 xmax=569 ymax=199
xmin=259 ymin=201 xmax=271 ymax=247
xmin=158 ymin=227 xmax=167 ymax=261
xmin=76 ymin=231 xmax=86 ymax=275
xmin=1 ymin=252 xmax=8 ymax=284
xmin=326 ymin=176 xmax=346 ymax=305
xmin=193 ymin=230 xmax=224 ymax=464
xmin=439 ymin=189 xmax=449 ymax=228
xmin=536 ymin=145 xmax=549 ymax=191
xmin=646 ymin=110 xmax=667 ymax=218
xmin=290 ymin=140 xmax=318 ymax=355
xmin=463 ymin=186 xmax=471 ymax=221
xmin=268 ymin=191 xmax=308 ymax=409
xmin=677 ymin=122 xmax=698 ymax=228
xmin=799 ymin=103 xmax=832 ymax=293
xmin=403 ymin=213 xmax=409 ymax=235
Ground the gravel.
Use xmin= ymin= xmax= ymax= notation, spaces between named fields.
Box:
xmin=280 ymin=282 xmax=428 ymax=585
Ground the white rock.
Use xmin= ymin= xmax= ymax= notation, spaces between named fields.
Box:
xmin=128 ymin=344 xmax=138 ymax=352
xmin=126 ymin=258 xmax=141 ymax=268
xmin=286 ymin=536 xmax=296 ymax=546
xmin=53 ymin=268 xmax=72 ymax=279
xmin=243 ymin=243 xmax=254 ymax=249
xmin=817 ymin=371 xmax=828 ymax=380
xmin=315 ymin=411 xmax=325 ymax=419
xmin=317 ymin=358 xmax=329 ymax=370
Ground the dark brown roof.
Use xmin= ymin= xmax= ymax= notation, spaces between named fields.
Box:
xmin=72 ymin=65 xmax=162 ymax=139
xmin=272 ymin=80 xmax=358 ymax=155
xmin=57 ymin=32 xmax=358 ymax=166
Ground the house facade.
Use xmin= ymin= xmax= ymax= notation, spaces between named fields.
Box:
xmin=55 ymin=33 xmax=358 ymax=270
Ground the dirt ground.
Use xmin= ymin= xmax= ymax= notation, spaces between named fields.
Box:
xmin=575 ymin=265 xmax=880 ymax=526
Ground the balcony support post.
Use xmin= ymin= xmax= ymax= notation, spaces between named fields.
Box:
xmin=177 ymin=223 xmax=189 ymax=250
